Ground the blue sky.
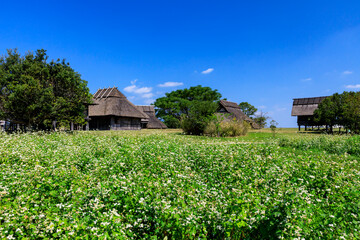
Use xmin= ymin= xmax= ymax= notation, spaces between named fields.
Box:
xmin=1 ymin=1 xmax=360 ymax=127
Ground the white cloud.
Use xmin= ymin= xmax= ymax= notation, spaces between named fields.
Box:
xmin=124 ymin=85 xmax=152 ymax=94
xmin=144 ymin=99 xmax=155 ymax=105
xmin=201 ymin=68 xmax=214 ymax=74
xmin=123 ymin=85 xmax=137 ymax=93
xmin=257 ymin=105 xmax=266 ymax=109
xmin=345 ymin=84 xmax=360 ymax=89
xmin=134 ymin=87 xmax=152 ymax=94
xmin=124 ymin=80 xmax=154 ymax=100
xmin=301 ymin=78 xmax=312 ymax=82
xmin=343 ymin=70 xmax=353 ymax=75
xmin=158 ymin=82 xmax=184 ymax=87
xmin=141 ymin=93 xmax=154 ymax=98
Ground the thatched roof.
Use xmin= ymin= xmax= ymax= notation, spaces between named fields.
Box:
xmin=291 ymin=96 xmax=328 ymax=116
xmin=89 ymin=87 xmax=149 ymax=119
xmin=136 ymin=105 xmax=167 ymax=129
xmin=218 ymin=100 xmax=260 ymax=129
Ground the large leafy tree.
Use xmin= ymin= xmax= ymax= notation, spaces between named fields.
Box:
xmin=342 ymin=91 xmax=360 ymax=133
xmin=314 ymin=93 xmax=346 ymax=133
xmin=239 ymin=102 xmax=257 ymax=118
xmin=0 ymin=49 xmax=92 ymax=130
xmin=154 ymin=85 xmax=222 ymax=128
xmin=180 ymin=100 xmax=219 ymax=135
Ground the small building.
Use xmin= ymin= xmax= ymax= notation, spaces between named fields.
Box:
xmin=136 ymin=105 xmax=167 ymax=129
xmin=217 ymin=100 xmax=260 ymax=129
xmin=88 ymin=87 xmax=149 ymax=130
xmin=291 ymin=96 xmax=328 ymax=130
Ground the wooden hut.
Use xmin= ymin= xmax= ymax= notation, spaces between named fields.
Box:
xmin=136 ymin=105 xmax=167 ymax=129
xmin=291 ymin=96 xmax=328 ymax=130
xmin=217 ymin=100 xmax=260 ymax=129
xmin=88 ymin=87 xmax=149 ymax=130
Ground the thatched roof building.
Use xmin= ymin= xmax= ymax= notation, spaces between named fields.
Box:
xmin=291 ymin=96 xmax=328 ymax=130
xmin=217 ymin=100 xmax=260 ymax=129
xmin=136 ymin=105 xmax=167 ymax=129
xmin=88 ymin=87 xmax=149 ymax=130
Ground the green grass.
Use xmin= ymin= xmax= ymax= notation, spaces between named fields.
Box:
xmin=0 ymin=129 xmax=359 ymax=239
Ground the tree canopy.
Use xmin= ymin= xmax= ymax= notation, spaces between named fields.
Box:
xmin=0 ymin=49 xmax=92 ymax=130
xmin=314 ymin=91 xmax=360 ymax=133
xmin=253 ymin=111 xmax=269 ymax=128
xmin=239 ymin=102 xmax=257 ymax=118
xmin=154 ymin=85 xmax=222 ymax=128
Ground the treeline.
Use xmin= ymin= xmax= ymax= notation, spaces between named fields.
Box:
xmin=0 ymin=49 xmax=92 ymax=130
xmin=314 ymin=91 xmax=360 ymax=134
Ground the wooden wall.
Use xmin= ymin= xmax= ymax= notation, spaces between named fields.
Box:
xmin=89 ymin=116 xmax=141 ymax=130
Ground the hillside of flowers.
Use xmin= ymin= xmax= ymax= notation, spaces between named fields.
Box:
xmin=0 ymin=131 xmax=359 ymax=239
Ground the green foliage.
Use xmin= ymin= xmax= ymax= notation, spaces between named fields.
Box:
xmin=342 ymin=91 xmax=360 ymax=134
xmin=253 ymin=111 xmax=269 ymax=128
xmin=0 ymin=131 xmax=359 ymax=239
xmin=269 ymin=120 xmax=278 ymax=137
xmin=279 ymin=134 xmax=360 ymax=156
xmin=154 ymin=85 xmax=222 ymax=128
xmin=0 ymin=49 xmax=92 ymax=130
xmin=180 ymin=100 xmax=218 ymax=135
xmin=314 ymin=93 xmax=345 ymax=133
xmin=239 ymin=102 xmax=257 ymax=118
xmin=314 ymin=91 xmax=360 ymax=134
xmin=204 ymin=116 xmax=249 ymax=137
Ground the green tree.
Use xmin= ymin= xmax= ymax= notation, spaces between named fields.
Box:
xmin=253 ymin=111 xmax=269 ymax=128
xmin=239 ymin=102 xmax=257 ymax=118
xmin=342 ymin=91 xmax=360 ymax=134
xmin=180 ymin=100 xmax=218 ymax=135
xmin=154 ymin=85 xmax=222 ymax=128
xmin=269 ymin=119 xmax=278 ymax=137
xmin=314 ymin=93 xmax=345 ymax=133
xmin=0 ymin=49 xmax=92 ymax=130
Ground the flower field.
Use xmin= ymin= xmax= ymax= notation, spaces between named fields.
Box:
xmin=0 ymin=130 xmax=360 ymax=239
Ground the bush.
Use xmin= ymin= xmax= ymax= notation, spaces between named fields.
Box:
xmin=204 ymin=119 xmax=249 ymax=137
xmin=180 ymin=101 xmax=218 ymax=135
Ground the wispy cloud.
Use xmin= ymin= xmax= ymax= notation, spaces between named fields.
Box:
xmin=301 ymin=77 xmax=312 ymax=82
xmin=144 ymin=99 xmax=155 ymax=105
xmin=345 ymin=84 xmax=360 ymax=89
xmin=124 ymin=80 xmax=153 ymax=98
xmin=201 ymin=68 xmax=214 ymax=74
xmin=257 ymin=105 xmax=266 ymax=109
xmin=158 ymin=82 xmax=183 ymax=87
xmin=343 ymin=70 xmax=353 ymax=75
xmin=141 ymin=93 xmax=154 ymax=98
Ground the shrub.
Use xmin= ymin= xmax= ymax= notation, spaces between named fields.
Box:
xmin=180 ymin=101 xmax=218 ymax=135
xmin=204 ymin=119 xmax=249 ymax=137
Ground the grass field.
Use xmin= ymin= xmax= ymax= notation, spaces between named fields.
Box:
xmin=1 ymin=129 xmax=360 ymax=239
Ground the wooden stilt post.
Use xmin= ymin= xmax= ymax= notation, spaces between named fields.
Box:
xmin=52 ymin=121 xmax=57 ymax=131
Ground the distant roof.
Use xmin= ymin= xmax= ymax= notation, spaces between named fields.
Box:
xmin=136 ymin=105 xmax=167 ymax=129
xmin=291 ymin=96 xmax=329 ymax=116
xmin=89 ymin=88 xmax=148 ymax=119
xmin=218 ymin=100 xmax=260 ymax=129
